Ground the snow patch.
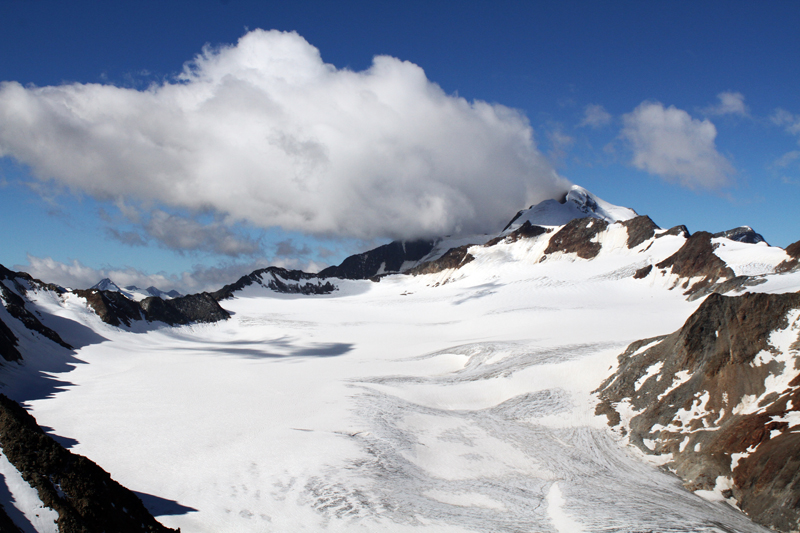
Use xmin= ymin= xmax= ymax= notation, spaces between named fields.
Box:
xmin=634 ymin=361 xmax=663 ymax=391
xmin=0 ymin=447 xmax=59 ymax=533
xmin=546 ymin=482 xmax=585 ymax=533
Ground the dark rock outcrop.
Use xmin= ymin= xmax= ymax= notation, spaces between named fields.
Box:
xmin=776 ymin=239 xmax=800 ymax=274
xmin=76 ymin=289 xmax=230 ymax=327
xmin=543 ymin=217 xmax=609 ymax=260
xmin=0 ymin=394 xmax=179 ymax=533
xmin=484 ymin=221 xmax=548 ymax=247
xmin=74 ymin=290 xmax=144 ymax=328
xmin=318 ymin=239 xmax=434 ymax=280
xmin=686 ymin=275 xmax=769 ymax=302
xmin=655 ymin=231 xmax=735 ymax=294
xmin=658 ymin=225 xmax=690 ymax=239
xmin=406 ymin=245 xmax=475 ymax=276
xmin=501 ymin=208 xmax=529 ymax=232
xmin=621 ymin=215 xmax=660 ymax=249
xmin=212 ymin=267 xmax=336 ymax=301
xmin=0 ymin=316 xmax=21 ymax=362
xmin=140 ymin=293 xmax=230 ymax=325
xmin=633 ymin=265 xmax=652 ymax=279
xmin=596 ymin=292 xmax=800 ymax=532
xmin=713 ymin=226 xmax=766 ymax=244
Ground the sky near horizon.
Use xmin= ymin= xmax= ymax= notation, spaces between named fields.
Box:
xmin=1 ymin=1 xmax=799 ymax=293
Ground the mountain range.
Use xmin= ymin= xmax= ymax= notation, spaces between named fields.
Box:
xmin=1 ymin=185 xmax=799 ymax=532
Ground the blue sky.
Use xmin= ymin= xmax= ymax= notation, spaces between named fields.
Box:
xmin=1 ymin=1 xmax=799 ymax=292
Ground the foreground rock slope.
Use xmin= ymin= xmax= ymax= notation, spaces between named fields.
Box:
xmin=596 ymin=292 xmax=800 ymax=532
xmin=0 ymin=394 xmax=178 ymax=532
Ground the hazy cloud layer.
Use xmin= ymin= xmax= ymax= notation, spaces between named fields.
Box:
xmin=0 ymin=29 xmax=568 ymax=241
xmin=144 ymin=210 xmax=261 ymax=256
xmin=621 ymin=101 xmax=735 ymax=189
xmin=704 ymin=91 xmax=748 ymax=116
xmin=19 ymin=255 xmax=277 ymax=294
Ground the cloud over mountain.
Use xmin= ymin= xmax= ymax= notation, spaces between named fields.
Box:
xmin=0 ymin=29 xmax=568 ymax=241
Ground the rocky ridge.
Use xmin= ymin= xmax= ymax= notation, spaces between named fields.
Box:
xmin=0 ymin=393 xmax=178 ymax=532
xmin=212 ymin=266 xmax=337 ymax=301
xmin=595 ymin=292 xmax=800 ymax=532
xmin=0 ymin=265 xmax=231 ymax=364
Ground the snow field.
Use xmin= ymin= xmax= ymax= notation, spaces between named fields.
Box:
xmin=8 ymin=230 xmax=783 ymax=532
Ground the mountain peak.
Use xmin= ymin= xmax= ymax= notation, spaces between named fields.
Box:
xmin=504 ymin=185 xmax=638 ymax=231
xmin=90 ymin=278 xmax=121 ymax=292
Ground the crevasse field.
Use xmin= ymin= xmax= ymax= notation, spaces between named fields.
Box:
xmin=11 ymin=228 xmax=797 ymax=532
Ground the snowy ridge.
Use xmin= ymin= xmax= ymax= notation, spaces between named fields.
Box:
xmin=89 ymin=278 xmax=181 ymax=301
xmin=504 ymin=185 xmax=638 ymax=231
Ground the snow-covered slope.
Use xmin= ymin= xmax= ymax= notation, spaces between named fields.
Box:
xmin=503 ymin=184 xmax=638 ymax=231
xmin=1 ymin=186 xmax=799 ymax=532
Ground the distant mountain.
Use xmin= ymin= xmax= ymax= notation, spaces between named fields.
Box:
xmin=89 ymin=279 xmax=182 ymax=301
xmin=90 ymin=277 xmax=122 ymax=292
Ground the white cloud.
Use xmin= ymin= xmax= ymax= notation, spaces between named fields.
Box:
xmin=579 ymin=104 xmax=612 ymax=128
xmin=704 ymin=91 xmax=748 ymax=116
xmin=0 ymin=29 xmax=568 ymax=241
xmin=621 ymin=101 xmax=735 ymax=189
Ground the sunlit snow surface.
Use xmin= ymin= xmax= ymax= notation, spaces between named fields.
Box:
xmin=16 ymin=242 xmax=784 ymax=532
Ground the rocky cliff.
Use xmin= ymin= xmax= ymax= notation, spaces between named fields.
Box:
xmin=596 ymin=291 xmax=800 ymax=532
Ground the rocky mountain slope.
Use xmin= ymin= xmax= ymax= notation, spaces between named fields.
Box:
xmin=596 ymin=291 xmax=800 ymax=532
xmin=1 ymin=184 xmax=800 ymax=532
xmin=0 ymin=394 xmax=178 ymax=532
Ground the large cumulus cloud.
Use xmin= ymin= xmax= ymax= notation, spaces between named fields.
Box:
xmin=0 ymin=29 xmax=568 ymax=242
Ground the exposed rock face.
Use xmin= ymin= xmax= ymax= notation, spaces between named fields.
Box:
xmin=0 ymin=316 xmax=21 ymax=362
xmin=686 ymin=275 xmax=769 ymax=302
xmin=140 ymin=293 xmax=230 ymax=325
xmin=655 ymin=231 xmax=735 ymax=294
xmin=212 ymin=267 xmax=336 ymax=301
xmin=713 ymin=226 xmax=766 ymax=244
xmin=484 ymin=221 xmax=548 ymax=247
xmin=595 ymin=292 xmax=800 ymax=533
xmin=776 ymin=239 xmax=800 ymax=274
xmin=406 ymin=245 xmax=475 ymax=276
xmin=621 ymin=215 xmax=660 ymax=249
xmin=659 ymin=225 xmax=691 ymax=238
xmin=77 ymin=289 xmax=230 ymax=327
xmin=75 ymin=289 xmax=143 ymax=327
xmin=633 ymin=265 xmax=652 ymax=279
xmin=543 ymin=217 xmax=609 ymax=259
xmin=318 ymin=239 xmax=434 ymax=280
xmin=0 ymin=394 xmax=179 ymax=533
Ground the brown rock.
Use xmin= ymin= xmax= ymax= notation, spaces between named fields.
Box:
xmin=543 ymin=217 xmax=609 ymax=259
